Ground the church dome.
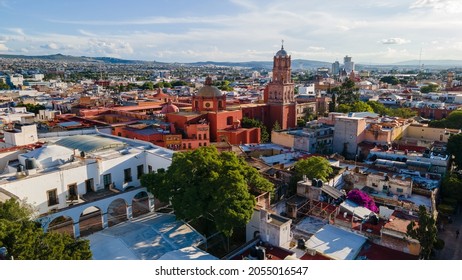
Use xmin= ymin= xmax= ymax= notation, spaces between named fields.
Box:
xmin=196 ymin=76 xmax=223 ymax=98
xmin=161 ymin=102 xmax=179 ymax=114
xmin=276 ymin=48 xmax=287 ymax=57
xmin=275 ymin=41 xmax=288 ymax=57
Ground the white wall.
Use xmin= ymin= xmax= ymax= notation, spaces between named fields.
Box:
xmin=0 ymin=144 xmax=173 ymax=215
xmin=1 ymin=163 xmax=94 ymax=214
xmin=2 ymin=124 xmax=38 ymax=147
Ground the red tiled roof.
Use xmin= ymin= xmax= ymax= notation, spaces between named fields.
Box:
xmin=357 ymin=242 xmax=418 ymax=260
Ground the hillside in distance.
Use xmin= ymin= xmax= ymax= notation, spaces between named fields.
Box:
xmin=187 ymin=59 xmax=331 ymax=69
xmin=2 ymin=53 xmax=461 ymax=69
xmin=393 ymin=60 xmax=462 ymax=67
xmin=0 ymin=53 xmax=330 ymax=69
xmin=0 ymin=53 xmax=147 ymax=64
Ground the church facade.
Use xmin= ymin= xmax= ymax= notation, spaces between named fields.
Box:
xmin=166 ymin=44 xmax=302 ymax=147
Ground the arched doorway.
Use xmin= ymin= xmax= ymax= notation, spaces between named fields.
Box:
xmin=48 ymin=215 xmax=74 ymax=237
xmin=79 ymin=206 xmax=103 ymax=237
xmin=132 ymin=191 xmax=150 ymax=218
xmin=107 ymin=198 xmax=128 ymax=226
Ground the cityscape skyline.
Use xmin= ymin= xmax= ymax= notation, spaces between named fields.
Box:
xmin=1 ymin=0 xmax=462 ymax=63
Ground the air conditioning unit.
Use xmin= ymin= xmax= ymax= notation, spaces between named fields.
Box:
xmin=306 ymin=248 xmax=316 ymax=256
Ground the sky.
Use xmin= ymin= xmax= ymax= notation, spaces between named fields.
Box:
xmin=1 ymin=0 xmax=462 ymax=63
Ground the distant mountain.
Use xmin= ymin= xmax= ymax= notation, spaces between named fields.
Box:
xmin=0 ymin=53 xmax=148 ymax=64
xmin=3 ymin=53 xmax=461 ymax=69
xmin=393 ymin=60 xmax=462 ymax=67
xmin=187 ymin=59 xmax=331 ymax=69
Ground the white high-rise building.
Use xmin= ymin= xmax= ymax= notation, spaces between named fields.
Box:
xmin=343 ymin=55 xmax=355 ymax=73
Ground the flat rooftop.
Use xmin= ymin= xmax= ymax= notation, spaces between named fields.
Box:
xmin=86 ymin=213 xmax=207 ymax=260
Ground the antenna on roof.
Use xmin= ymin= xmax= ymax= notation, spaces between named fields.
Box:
xmin=418 ymin=47 xmax=423 ymax=73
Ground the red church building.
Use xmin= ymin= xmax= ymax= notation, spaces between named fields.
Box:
xmin=165 ymin=43 xmax=299 ymax=147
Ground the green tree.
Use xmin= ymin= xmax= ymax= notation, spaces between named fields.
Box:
xmin=441 ymin=173 xmax=462 ymax=202
xmin=272 ymin=120 xmax=281 ymax=131
xmin=15 ymin=102 xmax=46 ymax=114
xmin=293 ymin=156 xmax=333 ymax=182
xmin=297 ymin=119 xmax=306 ymax=127
xmin=0 ymin=198 xmax=92 ymax=260
xmin=389 ymin=107 xmax=416 ymax=118
xmin=241 ymin=117 xmax=269 ymax=143
xmin=171 ymin=80 xmax=188 ymax=87
xmin=331 ymin=79 xmax=359 ymax=106
xmin=328 ymin=93 xmax=337 ymax=112
xmin=447 ymin=133 xmax=462 ymax=169
xmin=0 ymin=199 xmax=34 ymax=221
xmin=367 ymin=101 xmax=391 ymax=116
xmin=215 ymin=80 xmax=233 ymax=91
xmin=162 ymin=81 xmax=172 ymax=88
xmin=153 ymin=81 xmax=163 ymax=88
xmin=429 ymin=110 xmax=462 ymax=129
xmin=406 ymin=205 xmax=439 ymax=260
xmin=337 ymin=103 xmax=352 ymax=113
xmin=0 ymin=80 xmax=10 ymax=90
xmin=350 ymin=101 xmax=374 ymax=113
xmin=141 ymin=81 xmax=154 ymax=90
xmin=420 ymin=83 xmax=439 ymax=93
xmin=380 ymin=76 xmax=400 ymax=85
xmin=141 ymin=146 xmax=273 ymax=237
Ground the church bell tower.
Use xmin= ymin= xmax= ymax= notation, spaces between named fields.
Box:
xmin=265 ymin=41 xmax=296 ymax=130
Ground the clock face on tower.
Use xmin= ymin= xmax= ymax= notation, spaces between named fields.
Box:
xmin=203 ymin=101 xmax=212 ymax=109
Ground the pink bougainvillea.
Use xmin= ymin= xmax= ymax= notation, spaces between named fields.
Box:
xmin=347 ymin=189 xmax=379 ymax=213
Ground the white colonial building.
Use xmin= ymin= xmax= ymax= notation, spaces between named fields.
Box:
xmin=0 ymin=132 xmax=173 ymax=237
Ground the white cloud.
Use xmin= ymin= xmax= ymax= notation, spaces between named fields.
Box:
xmin=410 ymin=0 xmax=462 ymax=13
xmin=0 ymin=43 xmax=8 ymax=51
xmin=78 ymin=29 xmax=97 ymax=37
xmin=380 ymin=38 xmax=411 ymax=45
xmin=6 ymin=28 xmax=25 ymax=36
xmin=307 ymin=46 xmax=326 ymax=52
xmin=86 ymin=39 xmax=134 ymax=57
xmin=40 ymin=43 xmax=59 ymax=50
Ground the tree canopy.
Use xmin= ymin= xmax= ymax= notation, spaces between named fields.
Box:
xmin=380 ymin=76 xmax=400 ymax=85
xmin=241 ymin=117 xmax=269 ymax=143
xmin=366 ymin=101 xmax=416 ymax=118
xmin=293 ymin=156 xmax=333 ymax=182
xmin=429 ymin=110 xmax=462 ymax=129
xmin=337 ymin=101 xmax=374 ymax=114
xmin=0 ymin=199 xmax=92 ymax=260
xmin=447 ymin=133 xmax=462 ymax=169
xmin=214 ymin=80 xmax=234 ymax=92
xmin=171 ymin=80 xmax=188 ymax=87
xmin=420 ymin=83 xmax=439 ymax=93
xmin=330 ymin=79 xmax=360 ymax=108
xmin=0 ymin=80 xmax=10 ymax=90
xmin=141 ymin=81 xmax=154 ymax=90
xmin=141 ymin=146 xmax=273 ymax=237
xmin=15 ymin=102 xmax=46 ymax=114
xmin=406 ymin=205 xmax=439 ymax=260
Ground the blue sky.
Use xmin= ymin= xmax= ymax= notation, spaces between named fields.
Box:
xmin=1 ymin=0 xmax=462 ymax=63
